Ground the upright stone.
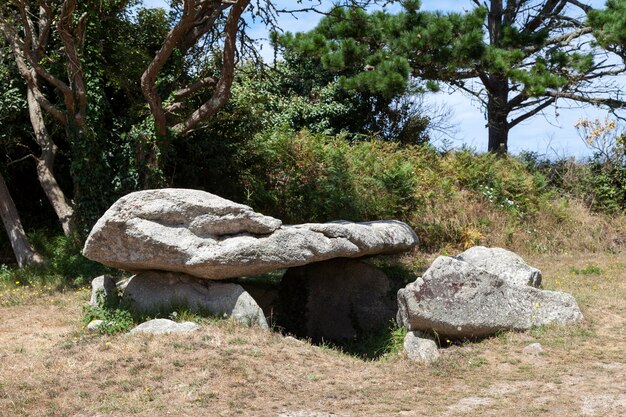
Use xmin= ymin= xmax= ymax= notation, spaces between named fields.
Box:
xmin=454 ymin=246 xmax=542 ymax=287
xmin=89 ymin=275 xmax=117 ymax=307
xmin=277 ymin=259 xmax=397 ymax=342
xmin=396 ymin=256 xmax=583 ymax=339
xmin=123 ymin=271 xmax=268 ymax=329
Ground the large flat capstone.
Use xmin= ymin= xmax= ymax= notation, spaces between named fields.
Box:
xmin=82 ymin=189 xmax=418 ymax=280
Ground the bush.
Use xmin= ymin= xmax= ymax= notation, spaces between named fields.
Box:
xmin=0 ymin=231 xmax=110 ymax=289
xmin=443 ymin=149 xmax=550 ymax=217
xmin=241 ymin=128 xmax=422 ymax=223
xmin=83 ymin=304 xmax=134 ymax=335
xmin=236 ymin=127 xmax=626 ymax=254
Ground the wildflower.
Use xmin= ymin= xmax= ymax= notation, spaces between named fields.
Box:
xmin=15 ymin=281 xmax=19 ymax=285
xmin=535 ymin=303 xmax=540 ymax=309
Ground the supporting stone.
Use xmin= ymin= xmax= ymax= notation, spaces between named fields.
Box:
xmin=277 ymin=258 xmax=397 ymax=342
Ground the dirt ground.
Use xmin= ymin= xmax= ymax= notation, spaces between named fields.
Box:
xmin=1 ymin=252 xmax=625 ymax=417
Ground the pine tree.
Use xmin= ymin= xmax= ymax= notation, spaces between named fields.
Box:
xmin=293 ymin=0 xmax=626 ymax=153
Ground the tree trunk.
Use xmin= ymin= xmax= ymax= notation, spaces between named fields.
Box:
xmin=486 ymin=1 xmax=510 ymax=155
xmin=26 ymin=87 xmax=75 ymax=236
xmin=487 ymin=103 xmax=509 ymax=154
xmin=0 ymin=171 xmax=45 ymax=267
xmin=486 ymin=78 xmax=510 ymax=154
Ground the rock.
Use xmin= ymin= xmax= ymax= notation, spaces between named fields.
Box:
xmin=82 ymin=189 xmax=418 ymax=280
xmin=396 ymin=256 xmax=583 ymax=339
xmin=87 ymin=320 xmax=104 ymax=331
xmin=89 ymin=275 xmax=117 ymax=307
xmin=130 ymin=319 xmax=200 ymax=335
xmin=454 ymin=246 xmax=542 ymax=287
xmin=123 ymin=271 xmax=268 ymax=329
xmin=238 ymin=282 xmax=279 ymax=322
xmin=524 ymin=342 xmax=544 ymax=355
xmin=403 ymin=331 xmax=440 ymax=363
xmin=277 ymin=258 xmax=397 ymax=342
xmin=116 ymin=277 xmax=132 ymax=292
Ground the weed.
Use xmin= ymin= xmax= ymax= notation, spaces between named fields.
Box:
xmin=468 ymin=356 xmax=487 ymax=368
xmin=306 ymin=373 xmax=320 ymax=382
xmin=324 ymin=322 xmax=408 ymax=360
xmin=569 ymin=263 xmax=603 ymax=275
xmin=530 ymin=325 xmax=548 ymax=339
xmin=83 ymin=304 xmax=134 ymax=335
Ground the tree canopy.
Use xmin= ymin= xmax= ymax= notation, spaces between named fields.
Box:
xmin=288 ymin=0 xmax=626 ymax=153
xmin=1 ymin=0 xmax=626 ymax=266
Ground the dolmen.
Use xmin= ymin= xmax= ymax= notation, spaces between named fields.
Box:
xmin=83 ymin=189 xmax=585 ymax=360
xmin=83 ymin=188 xmax=419 ymax=331
xmin=397 ymin=246 xmax=584 ymax=362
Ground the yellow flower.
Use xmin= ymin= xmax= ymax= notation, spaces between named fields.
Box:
xmin=15 ymin=281 xmax=19 ymax=285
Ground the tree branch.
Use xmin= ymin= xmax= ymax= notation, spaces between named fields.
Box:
xmin=174 ymin=0 xmax=251 ymax=134
xmin=508 ymin=97 xmax=556 ymax=128
xmin=57 ymin=0 xmax=87 ymax=127
xmin=523 ymin=0 xmax=567 ymax=34
xmin=141 ymin=0 xmax=199 ymax=136
xmin=566 ymin=0 xmax=593 ymax=13
xmin=35 ymin=1 xmax=53 ymax=59
xmin=545 ymin=91 xmax=626 ymax=108
xmin=171 ymin=76 xmax=218 ymax=102
xmin=14 ymin=0 xmax=73 ymax=101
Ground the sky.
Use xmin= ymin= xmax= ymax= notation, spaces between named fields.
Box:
xmin=142 ymin=0 xmax=625 ymax=159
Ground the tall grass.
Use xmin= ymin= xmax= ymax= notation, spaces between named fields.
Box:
xmin=0 ymin=232 xmax=111 ymax=289
xmin=241 ymin=129 xmax=626 ymax=254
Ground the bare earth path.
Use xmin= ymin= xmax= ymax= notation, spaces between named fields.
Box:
xmin=1 ymin=253 xmax=625 ymax=416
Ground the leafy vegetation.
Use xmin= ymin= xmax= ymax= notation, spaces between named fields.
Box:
xmin=0 ymin=1 xmax=625 ymax=271
xmin=0 ymin=233 xmax=110 ymax=289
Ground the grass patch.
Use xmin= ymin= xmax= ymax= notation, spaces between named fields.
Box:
xmin=0 ymin=232 xmax=112 ymax=291
xmin=82 ymin=304 xmax=135 ymax=335
xmin=569 ymin=263 xmax=603 ymax=275
xmin=316 ymin=322 xmax=408 ymax=361
xmin=1 ymin=251 xmax=625 ymax=417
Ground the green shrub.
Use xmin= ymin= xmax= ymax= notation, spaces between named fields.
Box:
xmin=443 ymin=149 xmax=549 ymax=217
xmin=569 ymin=263 xmax=603 ymax=275
xmin=83 ymin=304 xmax=135 ymax=335
xmin=241 ymin=128 xmax=421 ymax=223
xmin=333 ymin=322 xmax=408 ymax=360
xmin=82 ymin=286 xmax=134 ymax=335
xmin=0 ymin=231 xmax=110 ymax=289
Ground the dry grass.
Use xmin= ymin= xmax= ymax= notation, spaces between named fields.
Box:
xmin=417 ymin=191 xmax=626 ymax=255
xmin=1 ymin=253 xmax=625 ymax=417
